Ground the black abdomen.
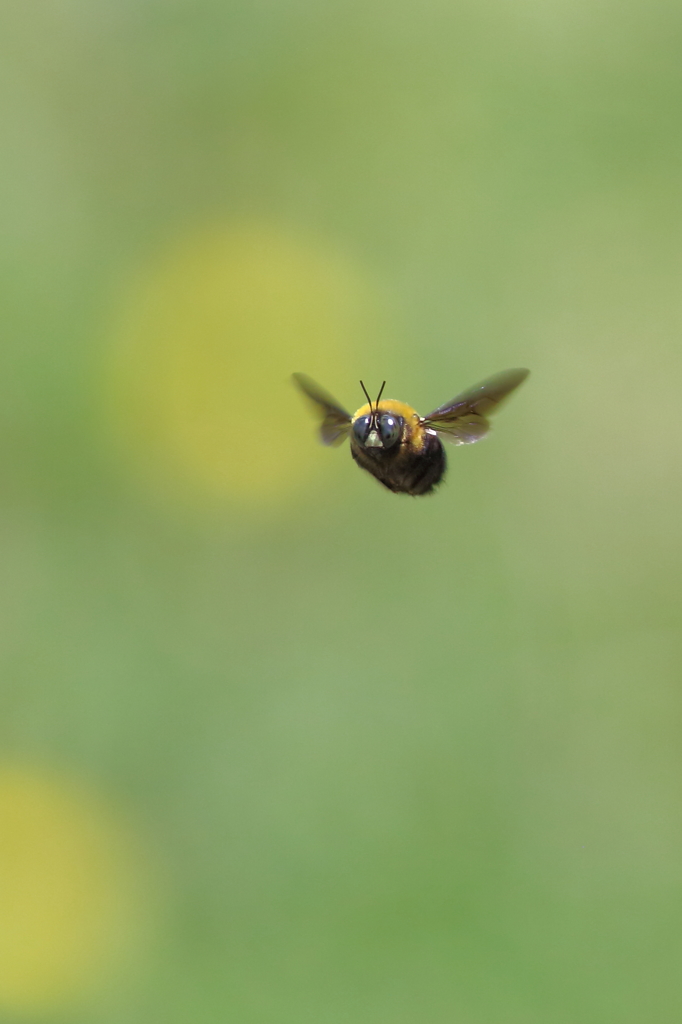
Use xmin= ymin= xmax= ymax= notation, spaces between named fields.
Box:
xmin=351 ymin=432 xmax=446 ymax=495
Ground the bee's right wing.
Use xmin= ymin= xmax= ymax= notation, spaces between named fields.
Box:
xmin=292 ymin=373 xmax=352 ymax=446
xmin=422 ymin=368 xmax=529 ymax=445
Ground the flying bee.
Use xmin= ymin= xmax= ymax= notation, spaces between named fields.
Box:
xmin=292 ymin=367 xmax=529 ymax=496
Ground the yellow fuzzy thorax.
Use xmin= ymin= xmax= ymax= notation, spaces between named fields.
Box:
xmin=352 ymin=399 xmax=419 ymax=420
xmin=351 ymin=399 xmax=426 ymax=450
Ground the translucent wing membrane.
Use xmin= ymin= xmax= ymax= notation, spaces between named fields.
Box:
xmin=422 ymin=368 xmax=529 ymax=445
xmin=427 ymin=415 xmax=490 ymax=445
xmin=292 ymin=373 xmax=352 ymax=446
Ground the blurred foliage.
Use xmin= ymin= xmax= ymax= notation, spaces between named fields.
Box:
xmin=1 ymin=1 xmax=682 ymax=1021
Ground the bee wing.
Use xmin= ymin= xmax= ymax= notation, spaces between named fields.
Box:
xmin=422 ymin=367 xmax=529 ymax=445
xmin=292 ymin=373 xmax=352 ymax=447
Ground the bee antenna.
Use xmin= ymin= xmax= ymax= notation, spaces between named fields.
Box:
xmin=375 ymin=381 xmax=386 ymax=406
xmin=359 ymin=380 xmax=373 ymax=412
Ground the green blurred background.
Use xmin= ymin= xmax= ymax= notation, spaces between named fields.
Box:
xmin=1 ymin=1 xmax=682 ymax=1021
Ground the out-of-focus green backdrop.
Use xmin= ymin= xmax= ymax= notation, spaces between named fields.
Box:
xmin=1 ymin=1 xmax=682 ymax=1021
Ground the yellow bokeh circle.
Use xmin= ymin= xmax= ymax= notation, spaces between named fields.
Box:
xmin=106 ymin=223 xmax=386 ymax=505
xmin=0 ymin=766 xmax=147 ymax=1014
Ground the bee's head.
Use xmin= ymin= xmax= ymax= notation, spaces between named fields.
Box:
xmin=352 ymin=381 xmax=403 ymax=450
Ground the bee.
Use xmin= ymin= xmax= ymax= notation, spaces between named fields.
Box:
xmin=293 ymin=367 xmax=529 ymax=496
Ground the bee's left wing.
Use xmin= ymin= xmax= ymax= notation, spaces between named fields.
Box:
xmin=292 ymin=373 xmax=352 ymax=446
xmin=422 ymin=368 xmax=529 ymax=445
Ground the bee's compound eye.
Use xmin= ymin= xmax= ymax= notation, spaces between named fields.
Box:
xmin=352 ymin=415 xmax=372 ymax=444
xmin=378 ymin=414 xmax=402 ymax=447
